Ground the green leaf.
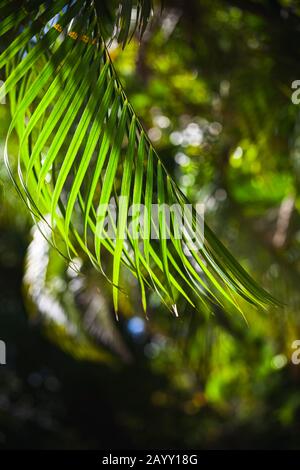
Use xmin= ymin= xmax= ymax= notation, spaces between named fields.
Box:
xmin=2 ymin=0 xmax=278 ymax=320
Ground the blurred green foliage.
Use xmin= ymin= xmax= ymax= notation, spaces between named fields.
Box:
xmin=1 ymin=0 xmax=300 ymax=449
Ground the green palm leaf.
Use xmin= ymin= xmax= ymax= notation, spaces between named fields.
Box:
xmin=0 ymin=0 xmax=278 ymax=317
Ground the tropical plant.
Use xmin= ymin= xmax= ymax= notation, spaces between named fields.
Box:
xmin=0 ymin=0 xmax=277 ymax=319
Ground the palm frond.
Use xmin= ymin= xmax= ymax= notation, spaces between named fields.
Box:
xmin=0 ymin=0 xmax=278 ymax=317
